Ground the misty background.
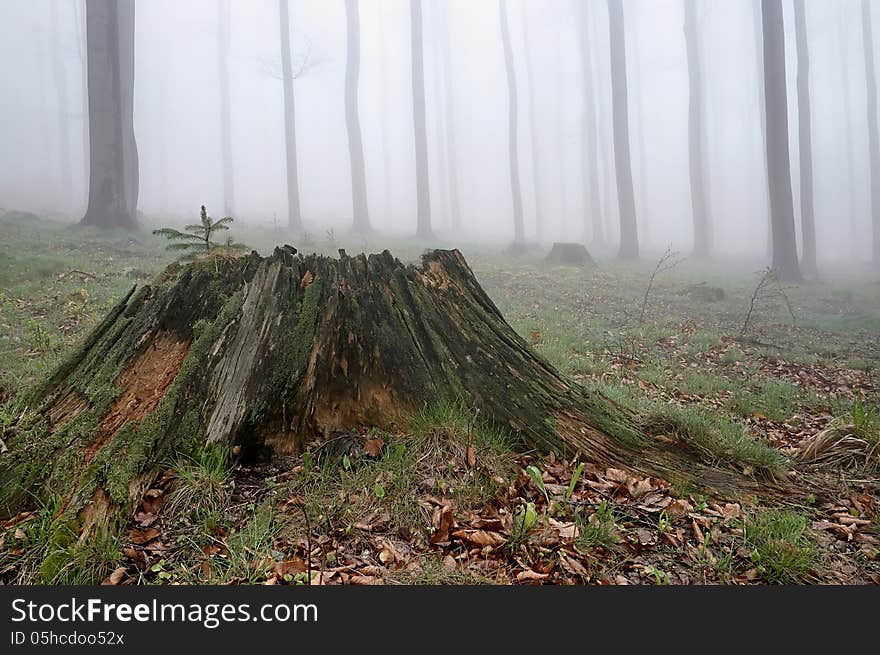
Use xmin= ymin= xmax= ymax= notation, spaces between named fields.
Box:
xmin=0 ymin=0 xmax=877 ymax=262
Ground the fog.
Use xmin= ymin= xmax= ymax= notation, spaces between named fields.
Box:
xmin=1 ymin=0 xmax=878 ymax=264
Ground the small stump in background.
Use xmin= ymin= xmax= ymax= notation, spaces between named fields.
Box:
xmin=545 ymin=242 xmax=595 ymax=267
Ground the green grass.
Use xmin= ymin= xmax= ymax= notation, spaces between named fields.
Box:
xmin=744 ymin=509 xmax=815 ymax=583
xmin=165 ymin=444 xmax=233 ymax=519
xmin=575 ymin=500 xmax=619 ymax=551
xmin=642 ymin=404 xmax=788 ymax=477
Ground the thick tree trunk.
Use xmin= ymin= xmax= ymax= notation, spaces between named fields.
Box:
xmin=522 ymin=2 xmax=545 ymax=243
xmin=607 ymin=0 xmax=639 ymax=260
xmin=862 ymin=0 xmax=880 ymax=268
xmin=345 ymin=0 xmax=371 ymax=233
xmin=761 ymin=0 xmax=802 ymax=282
xmin=577 ymin=0 xmax=604 ymax=247
xmin=218 ymin=0 xmax=235 ymax=218
xmin=794 ymin=0 xmax=817 ymax=277
xmin=80 ymin=0 xmax=138 ymax=231
xmin=499 ymin=0 xmax=525 ymax=246
xmin=684 ymin=0 xmax=711 ymax=259
xmin=410 ymin=0 xmax=433 ymax=239
xmin=840 ymin=5 xmax=858 ymax=251
xmin=279 ymin=0 xmax=303 ymax=232
xmin=1 ymin=248 xmax=768 ymax=551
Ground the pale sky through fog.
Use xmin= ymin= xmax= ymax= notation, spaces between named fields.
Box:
xmin=0 ymin=0 xmax=877 ymax=262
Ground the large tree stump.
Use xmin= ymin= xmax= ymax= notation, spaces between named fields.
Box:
xmin=0 ymin=248 xmax=760 ymax=541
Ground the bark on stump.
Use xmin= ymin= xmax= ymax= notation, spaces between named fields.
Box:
xmin=0 ymin=248 xmax=761 ymax=539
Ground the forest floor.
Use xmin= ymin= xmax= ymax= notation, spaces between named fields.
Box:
xmin=1 ymin=211 xmax=879 ymax=585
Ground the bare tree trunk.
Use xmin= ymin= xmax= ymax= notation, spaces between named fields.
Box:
xmin=761 ymin=0 xmax=802 ymax=282
xmin=499 ymin=0 xmax=525 ymax=246
xmin=437 ymin=0 xmax=462 ymax=233
xmin=521 ymin=2 xmax=544 ymax=243
xmin=632 ymin=27 xmax=651 ymax=251
xmin=80 ymin=0 xmax=138 ymax=231
xmin=753 ymin=0 xmax=773 ymax=258
xmin=279 ymin=0 xmax=303 ymax=232
xmin=74 ymin=0 xmax=90 ymax=214
xmin=684 ymin=0 xmax=711 ymax=258
xmin=410 ymin=1 xmax=432 ymax=238
xmin=50 ymin=1 xmax=74 ymax=211
xmin=607 ymin=0 xmax=639 ymax=259
xmin=378 ymin=0 xmax=393 ymax=229
xmin=429 ymin=5 xmax=449 ymax=228
xmin=840 ymin=4 xmax=858 ymax=251
xmin=218 ymin=0 xmax=235 ymax=218
xmin=410 ymin=0 xmax=433 ymax=239
xmin=793 ymin=0 xmax=817 ymax=277
xmin=863 ymin=0 xmax=880 ymax=268
xmin=344 ymin=0 xmax=370 ymax=233
xmin=577 ymin=0 xmax=604 ymax=247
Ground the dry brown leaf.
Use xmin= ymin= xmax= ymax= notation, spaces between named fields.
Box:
xmin=516 ymin=569 xmax=549 ymax=582
xmin=453 ymin=529 xmax=506 ymax=547
xmin=130 ymin=528 xmax=160 ymax=545
xmin=665 ymin=499 xmax=693 ymax=518
xmin=101 ymin=567 xmax=127 ymax=586
xmin=466 ymin=446 xmax=476 ymax=468
xmin=363 ymin=436 xmax=384 ymax=457
xmin=349 ymin=574 xmax=382 ymax=585
xmin=431 ymin=505 xmax=455 ymax=544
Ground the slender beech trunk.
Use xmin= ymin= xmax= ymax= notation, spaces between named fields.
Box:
xmin=761 ymin=0 xmax=802 ymax=282
xmin=218 ymin=0 xmax=235 ymax=218
xmin=862 ymin=0 xmax=880 ymax=268
xmin=410 ymin=0 xmax=433 ymax=239
xmin=279 ymin=0 xmax=303 ymax=231
xmin=522 ymin=2 xmax=545 ymax=242
xmin=684 ymin=0 xmax=711 ymax=257
xmin=437 ymin=0 xmax=462 ymax=232
xmin=840 ymin=5 xmax=858 ymax=250
xmin=50 ymin=1 xmax=74 ymax=210
xmin=793 ymin=0 xmax=817 ymax=276
xmin=499 ymin=0 xmax=525 ymax=246
xmin=577 ymin=0 xmax=604 ymax=246
xmin=607 ymin=0 xmax=639 ymax=259
xmin=345 ymin=0 xmax=371 ymax=233
xmin=754 ymin=0 xmax=773 ymax=257
xmin=80 ymin=0 xmax=138 ymax=230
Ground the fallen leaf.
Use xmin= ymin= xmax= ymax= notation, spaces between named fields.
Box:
xmin=101 ymin=567 xmax=127 ymax=586
xmin=516 ymin=569 xmax=549 ymax=582
xmin=466 ymin=446 xmax=476 ymax=468
xmin=130 ymin=528 xmax=160 ymax=545
xmin=452 ymin=529 xmax=506 ymax=547
xmin=666 ymin=499 xmax=693 ymax=518
xmin=431 ymin=505 xmax=455 ymax=544
xmin=363 ymin=436 xmax=384 ymax=457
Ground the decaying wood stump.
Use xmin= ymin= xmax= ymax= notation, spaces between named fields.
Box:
xmin=545 ymin=242 xmax=595 ymax=267
xmin=0 ymin=247 xmax=761 ymax=543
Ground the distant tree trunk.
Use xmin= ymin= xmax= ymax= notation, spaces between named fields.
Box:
xmin=50 ymin=2 xmax=74 ymax=211
xmin=753 ymin=0 xmax=772 ymax=258
xmin=378 ymin=0 xmax=393 ymax=229
xmin=218 ymin=0 xmax=235 ymax=218
xmin=410 ymin=0 xmax=433 ymax=239
xmin=74 ymin=0 xmax=90 ymax=214
xmin=607 ymin=0 xmax=639 ymax=259
xmin=521 ymin=3 xmax=544 ymax=243
xmin=430 ymin=7 xmax=450 ymax=228
xmin=632 ymin=30 xmax=651 ymax=250
xmin=437 ymin=0 xmax=462 ymax=232
xmin=840 ymin=5 xmax=858 ymax=250
xmin=761 ymin=0 xmax=802 ymax=282
xmin=499 ymin=0 xmax=525 ymax=246
xmin=577 ymin=0 xmax=604 ymax=247
xmin=80 ymin=0 xmax=138 ymax=231
xmin=862 ymin=0 xmax=880 ymax=268
xmin=279 ymin=0 xmax=303 ymax=232
xmin=345 ymin=0 xmax=371 ymax=233
xmin=553 ymin=25 xmax=570 ymax=238
xmin=793 ymin=0 xmax=817 ymax=277
xmin=684 ymin=0 xmax=711 ymax=258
